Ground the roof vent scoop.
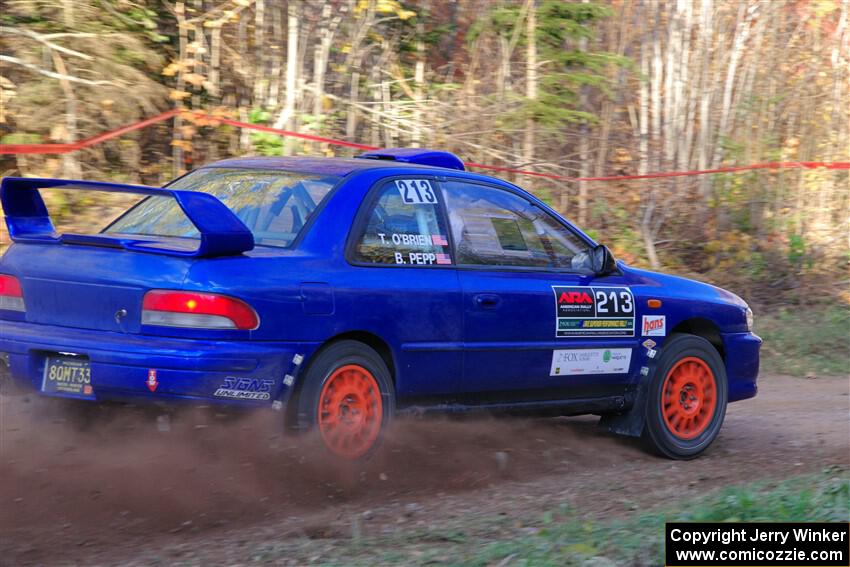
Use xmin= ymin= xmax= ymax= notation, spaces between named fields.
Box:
xmin=356 ymin=148 xmax=465 ymax=171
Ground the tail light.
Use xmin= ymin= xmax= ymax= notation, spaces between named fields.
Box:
xmin=0 ymin=275 xmax=25 ymax=312
xmin=142 ymin=290 xmax=259 ymax=330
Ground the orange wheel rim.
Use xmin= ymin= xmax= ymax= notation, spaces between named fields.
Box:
xmin=661 ymin=356 xmax=717 ymax=440
xmin=318 ymin=364 xmax=383 ymax=459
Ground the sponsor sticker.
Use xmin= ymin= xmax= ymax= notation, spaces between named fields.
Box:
xmin=549 ymin=348 xmax=633 ymax=376
xmin=552 ymin=286 xmax=635 ymax=337
xmin=214 ymin=377 xmax=275 ymax=401
xmin=642 ymin=315 xmax=666 ymax=336
xmin=146 ymin=369 xmax=158 ymax=392
xmin=642 ymin=338 xmax=657 ymax=350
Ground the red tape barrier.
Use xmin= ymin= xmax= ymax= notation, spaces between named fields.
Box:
xmin=464 ymin=160 xmax=850 ymax=181
xmin=1 ymin=110 xmax=180 ymax=155
xmin=1 ymin=110 xmax=847 ymax=181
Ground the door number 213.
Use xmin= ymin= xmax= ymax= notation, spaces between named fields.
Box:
xmin=595 ymin=289 xmax=633 ymax=315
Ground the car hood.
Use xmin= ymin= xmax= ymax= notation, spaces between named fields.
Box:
xmin=618 ymin=262 xmax=749 ymax=308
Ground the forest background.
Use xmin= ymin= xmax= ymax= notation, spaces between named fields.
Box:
xmin=1 ymin=0 xmax=848 ymax=319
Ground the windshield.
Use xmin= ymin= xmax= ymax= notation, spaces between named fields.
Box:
xmin=104 ymin=168 xmax=340 ymax=248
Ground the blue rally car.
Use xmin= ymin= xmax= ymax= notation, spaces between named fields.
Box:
xmin=0 ymin=149 xmax=760 ymax=459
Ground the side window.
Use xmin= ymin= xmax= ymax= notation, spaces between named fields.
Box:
xmin=442 ymin=180 xmax=590 ymax=270
xmin=352 ymin=179 xmax=453 ymax=266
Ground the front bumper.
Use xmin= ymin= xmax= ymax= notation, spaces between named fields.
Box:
xmin=0 ymin=320 xmax=319 ymax=405
xmin=722 ymin=331 xmax=762 ymax=402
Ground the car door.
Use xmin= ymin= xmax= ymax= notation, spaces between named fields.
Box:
xmin=345 ymin=175 xmax=463 ymax=401
xmin=441 ymin=179 xmax=640 ymax=402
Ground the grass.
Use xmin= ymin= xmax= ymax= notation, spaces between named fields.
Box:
xmin=328 ymin=468 xmax=850 ymax=566
xmin=756 ymin=305 xmax=850 ymax=377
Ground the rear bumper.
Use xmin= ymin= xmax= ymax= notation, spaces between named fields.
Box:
xmin=722 ymin=331 xmax=761 ymax=402
xmin=0 ymin=320 xmax=319 ymax=405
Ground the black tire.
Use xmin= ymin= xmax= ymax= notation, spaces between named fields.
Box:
xmin=295 ymin=340 xmax=395 ymax=459
xmin=642 ymin=333 xmax=728 ymax=459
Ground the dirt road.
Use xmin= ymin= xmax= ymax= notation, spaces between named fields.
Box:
xmin=1 ymin=374 xmax=848 ymax=566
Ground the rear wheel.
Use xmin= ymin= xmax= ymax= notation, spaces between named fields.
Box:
xmin=296 ymin=341 xmax=394 ymax=459
xmin=643 ymin=334 xmax=727 ymax=459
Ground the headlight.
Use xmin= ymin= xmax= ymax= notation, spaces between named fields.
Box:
xmin=745 ymin=307 xmax=754 ymax=331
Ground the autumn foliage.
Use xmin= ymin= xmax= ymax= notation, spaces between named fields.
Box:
xmin=0 ymin=0 xmax=847 ymax=306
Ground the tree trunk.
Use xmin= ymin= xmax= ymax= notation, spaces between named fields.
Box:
xmin=266 ymin=4 xmax=283 ymax=109
xmin=711 ymin=1 xmax=757 ymax=168
xmin=173 ymin=1 xmax=188 ymax=177
xmin=50 ymin=51 xmax=80 ymax=178
xmin=594 ymin=0 xmax=630 ymax=176
xmin=253 ymin=0 xmax=266 ymax=105
xmin=312 ymin=4 xmax=330 ymax=153
xmin=277 ymin=2 xmax=299 ymax=155
xmin=638 ymin=3 xmax=649 ymax=178
xmin=60 ymin=0 xmax=75 ymax=28
xmin=347 ymin=70 xmax=360 ymax=140
xmin=412 ymin=27 xmax=426 ymax=148
xmin=577 ymin=0 xmax=590 ymax=226
xmin=650 ymin=5 xmax=662 ymax=172
xmin=522 ymin=0 xmax=537 ymax=169
xmin=640 ymin=0 xmax=660 ymax=269
xmin=209 ymin=23 xmax=221 ymax=98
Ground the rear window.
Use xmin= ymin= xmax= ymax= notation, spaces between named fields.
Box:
xmin=104 ymin=168 xmax=340 ymax=248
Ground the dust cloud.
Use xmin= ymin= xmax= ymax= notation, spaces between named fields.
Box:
xmin=0 ymin=392 xmax=624 ymax=546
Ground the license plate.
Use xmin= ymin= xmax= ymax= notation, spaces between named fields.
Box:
xmin=42 ymin=355 xmax=95 ymax=399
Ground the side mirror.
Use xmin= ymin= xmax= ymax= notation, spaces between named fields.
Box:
xmin=590 ymin=244 xmax=617 ymax=276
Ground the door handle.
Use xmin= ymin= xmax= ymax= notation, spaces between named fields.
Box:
xmin=474 ymin=293 xmax=502 ymax=309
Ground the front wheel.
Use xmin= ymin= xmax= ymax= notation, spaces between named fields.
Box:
xmin=643 ymin=334 xmax=728 ymax=459
xmin=295 ymin=340 xmax=395 ymax=460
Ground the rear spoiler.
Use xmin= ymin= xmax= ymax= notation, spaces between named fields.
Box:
xmin=0 ymin=177 xmax=254 ymax=258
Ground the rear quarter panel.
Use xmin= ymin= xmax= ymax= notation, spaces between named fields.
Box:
xmin=180 ymin=168 xmax=464 ymax=399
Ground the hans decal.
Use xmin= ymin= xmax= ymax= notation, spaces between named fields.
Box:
xmin=642 ymin=315 xmax=666 ymax=336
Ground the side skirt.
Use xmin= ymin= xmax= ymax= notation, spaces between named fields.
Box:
xmin=398 ymin=394 xmax=631 ymax=418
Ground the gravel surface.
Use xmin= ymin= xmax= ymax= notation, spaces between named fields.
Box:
xmin=1 ymin=373 xmax=848 ymax=566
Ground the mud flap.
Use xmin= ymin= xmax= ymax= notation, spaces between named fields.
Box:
xmin=0 ymin=354 xmax=27 ymax=396
xmin=599 ymin=382 xmax=648 ymax=437
xmin=598 ymin=349 xmax=660 ymax=438
xmin=0 ymin=357 xmax=9 ymax=393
